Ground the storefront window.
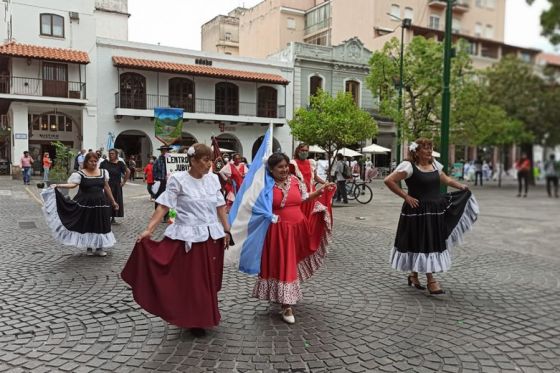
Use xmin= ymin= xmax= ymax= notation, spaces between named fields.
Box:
xmin=65 ymin=118 xmax=72 ymax=132
xmin=41 ymin=115 xmax=49 ymax=131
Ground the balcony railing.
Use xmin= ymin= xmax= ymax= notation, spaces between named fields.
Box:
xmin=0 ymin=76 xmax=86 ymax=99
xmin=304 ymin=17 xmax=332 ymax=35
xmin=428 ymin=0 xmax=470 ymax=12
xmin=115 ymin=93 xmax=286 ymax=119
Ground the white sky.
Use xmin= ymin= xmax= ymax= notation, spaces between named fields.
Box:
xmin=128 ymin=0 xmax=557 ymax=53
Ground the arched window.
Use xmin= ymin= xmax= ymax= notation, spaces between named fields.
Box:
xmin=345 ymin=79 xmax=360 ymax=106
xmin=257 ymin=86 xmax=277 ymax=118
xmin=169 ymin=78 xmax=195 ymax=112
xmin=119 ymin=73 xmax=146 ymax=109
xmin=310 ymin=75 xmax=323 ymax=97
xmin=40 ymin=13 xmax=64 ymax=38
xmin=215 ymin=82 xmax=238 ymax=115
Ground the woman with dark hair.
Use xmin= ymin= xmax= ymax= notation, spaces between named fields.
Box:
xmin=290 ymin=143 xmax=326 ymax=216
xmin=100 ymin=149 xmax=130 ymax=224
xmin=121 ymin=143 xmax=231 ymax=334
xmin=41 ymin=152 xmax=119 ymax=257
xmin=253 ymin=153 xmax=334 ymax=324
xmin=384 ymin=138 xmax=479 ymax=294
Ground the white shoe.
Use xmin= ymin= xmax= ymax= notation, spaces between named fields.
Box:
xmin=95 ymin=249 xmax=107 ymax=257
xmin=86 ymin=248 xmax=94 ymax=256
xmin=280 ymin=308 xmax=295 ymax=324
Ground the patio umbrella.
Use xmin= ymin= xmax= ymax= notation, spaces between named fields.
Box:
xmin=361 ymin=143 xmax=390 ymax=154
xmin=432 ymin=150 xmax=441 ymax=158
xmin=334 ymin=148 xmax=362 ymax=157
xmin=308 ymin=145 xmax=326 ymax=153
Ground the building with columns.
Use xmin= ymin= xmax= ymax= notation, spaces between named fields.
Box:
xmin=0 ymin=0 xmax=293 ymax=174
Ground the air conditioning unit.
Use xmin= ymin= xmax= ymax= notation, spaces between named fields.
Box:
xmin=69 ymin=12 xmax=79 ymax=22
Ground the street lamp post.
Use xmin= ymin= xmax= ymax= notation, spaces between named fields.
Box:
xmin=440 ymin=0 xmax=454 ymax=192
xmin=396 ymin=18 xmax=412 ymax=166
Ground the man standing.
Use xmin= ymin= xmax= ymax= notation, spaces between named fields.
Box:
xmin=74 ymin=149 xmax=86 ymax=170
xmin=20 ymin=151 xmax=34 ymax=185
xmin=544 ymin=154 xmax=559 ymax=198
xmin=332 ymin=153 xmax=348 ymax=203
xmin=152 ymin=145 xmax=172 ymax=221
xmin=474 ymin=157 xmax=483 ymax=186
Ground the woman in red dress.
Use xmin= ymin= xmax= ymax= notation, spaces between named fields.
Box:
xmin=290 ymin=143 xmax=326 ymax=218
xmin=253 ymin=153 xmax=335 ymax=324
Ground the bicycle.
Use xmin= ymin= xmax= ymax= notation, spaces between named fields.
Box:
xmin=345 ymin=175 xmax=373 ymax=204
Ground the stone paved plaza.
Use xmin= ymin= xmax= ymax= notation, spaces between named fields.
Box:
xmin=0 ymin=176 xmax=559 ymax=373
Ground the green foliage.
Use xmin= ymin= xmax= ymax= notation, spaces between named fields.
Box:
xmin=527 ymin=0 xmax=560 ymax=45
xmin=289 ymin=90 xmax=378 ymax=173
xmin=49 ymin=141 xmax=76 ymax=182
xmin=366 ymin=36 xmax=473 ymax=141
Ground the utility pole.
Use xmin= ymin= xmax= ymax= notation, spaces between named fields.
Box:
xmin=396 ymin=18 xmax=412 ymax=166
xmin=440 ymin=0 xmax=453 ymax=192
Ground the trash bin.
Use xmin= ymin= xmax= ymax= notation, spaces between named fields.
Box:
xmin=0 ymin=159 xmax=9 ymax=175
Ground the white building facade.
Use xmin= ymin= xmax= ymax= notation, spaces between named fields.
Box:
xmin=0 ymin=0 xmax=293 ymax=174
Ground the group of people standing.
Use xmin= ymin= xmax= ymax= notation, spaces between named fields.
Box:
xmin=39 ymin=137 xmax=480 ymax=335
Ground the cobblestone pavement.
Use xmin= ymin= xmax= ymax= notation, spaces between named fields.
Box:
xmin=0 ymin=176 xmax=559 ymax=373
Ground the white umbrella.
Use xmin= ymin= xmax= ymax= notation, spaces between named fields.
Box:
xmin=361 ymin=144 xmax=391 ymax=154
xmin=432 ymin=150 xmax=441 ymax=158
xmin=220 ymin=147 xmax=236 ymax=153
xmin=308 ymin=145 xmax=326 ymax=153
xmin=334 ymin=148 xmax=362 ymax=157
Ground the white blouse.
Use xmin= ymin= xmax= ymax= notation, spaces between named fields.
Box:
xmin=395 ymin=160 xmax=443 ymax=179
xmin=156 ymin=172 xmax=226 ymax=251
xmin=67 ymin=170 xmax=109 ymax=183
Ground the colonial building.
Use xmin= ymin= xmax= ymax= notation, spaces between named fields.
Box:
xmin=0 ymin=0 xmax=293 ymax=173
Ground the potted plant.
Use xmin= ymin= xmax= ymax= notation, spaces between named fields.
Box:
xmin=40 ymin=141 xmax=76 ymax=196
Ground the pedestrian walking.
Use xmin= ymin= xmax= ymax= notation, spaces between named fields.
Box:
xmin=100 ymin=149 xmax=130 ymax=224
xmin=152 ymin=145 xmax=172 ymax=222
xmin=42 ymin=152 xmax=52 ymax=182
xmin=474 ymin=156 xmax=483 ymax=186
xmin=128 ymin=156 xmax=137 ymax=181
xmin=20 ymin=151 xmax=34 ymax=185
xmin=515 ymin=153 xmax=531 ymax=198
xmin=332 ymin=153 xmax=349 ymax=203
xmin=384 ymin=138 xmax=479 ymax=294
xmin=121 ymin=144 xmax=230 ymax=334
xmin=250 ymin=153 xmax=335 ymax=324
xmin=143 ymin=156 xmax=156 ymax=201
xmin=290 ymin=143 xmax=327 ymax=217
xmin=544 ymin=154 xmax=559 ymax=198
xmin=74 ymin=149 xmax=86 ymax=171
xmin=219 ymin=153 xmax=248 ymax=209
xmin=41 ymin=151 xmax=119 ymax=257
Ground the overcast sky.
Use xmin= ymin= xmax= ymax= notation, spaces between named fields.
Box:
xmin=128 ymin=0 xmax=557 ymax=53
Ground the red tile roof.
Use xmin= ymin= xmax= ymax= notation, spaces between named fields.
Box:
xmin=0 ymin=42 xmax=89 ymax=64
xmin=112 ymin=56 xmax=289 ymax=85
xmin=537 ymin=52 xmax=560 ymax=67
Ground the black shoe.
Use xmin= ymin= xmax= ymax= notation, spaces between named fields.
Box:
xmin=427 ymin=281 xmax=445 ymax=295
xmin=523 ymin=194 xmax=527 ymax=198
xmin=190 ymin=328 xmax=206 ymax=337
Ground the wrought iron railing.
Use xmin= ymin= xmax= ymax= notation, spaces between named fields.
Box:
xmin=115 ymin=93 xmax=286 ymax=119
xmin=0 ymin=76 xmax=86 ymax=99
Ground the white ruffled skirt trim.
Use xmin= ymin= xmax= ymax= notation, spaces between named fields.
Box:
xmin=41 ymin=188 xmax=116 ymax=249
xmin=390 ymin=194 xmax=479 ymax=273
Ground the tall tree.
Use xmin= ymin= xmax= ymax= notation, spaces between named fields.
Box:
xmin=527 ymin=0 xmax=560 ymax=45
xmin=366 ymin=36 xmax=472 ymax=141
xmin=289 ymin=90 xmax=378 ymax=176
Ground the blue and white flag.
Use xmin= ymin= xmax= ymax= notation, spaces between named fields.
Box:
xmin=225 ymin=124 xmax=275 ymax=275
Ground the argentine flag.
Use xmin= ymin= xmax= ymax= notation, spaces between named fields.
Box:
xmin=225 ymin=124 xmax=276 ymax=275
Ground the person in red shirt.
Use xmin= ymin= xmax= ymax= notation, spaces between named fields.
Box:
xmin=143 ymin=156 xmax=156 ymax=201
xmin=515 ymin=153 xmax=531 ymax=198
xmin=42 ymin=152 xmax=52 ymax=182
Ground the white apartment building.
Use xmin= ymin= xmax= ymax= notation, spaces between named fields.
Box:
xmin=0 ymin=0 xmax=293 ymax=174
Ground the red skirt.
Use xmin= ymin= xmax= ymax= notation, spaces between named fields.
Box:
xmin=121 ymin=237 xmax=224 ymax=329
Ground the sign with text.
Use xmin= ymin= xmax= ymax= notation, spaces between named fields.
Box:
xmin=14 ymin=133 xmax=27 ymax=140
xmin=165 ymin=154 xmax=189 ymax=175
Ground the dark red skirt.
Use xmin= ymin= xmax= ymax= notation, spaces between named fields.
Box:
xmin=121 ymin=237 xmax=224 ymax=329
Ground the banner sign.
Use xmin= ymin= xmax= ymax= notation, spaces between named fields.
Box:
xmin=165 ymin=154 xmax=189 ymax=176
xmin=154 ymin=107 xmax=184 ymax=145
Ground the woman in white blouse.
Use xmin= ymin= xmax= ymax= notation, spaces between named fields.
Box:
xmin=121 ymin=143 xmax=231 ymax=335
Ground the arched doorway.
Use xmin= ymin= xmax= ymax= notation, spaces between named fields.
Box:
xmin=114 ymin=130 xmax=152 ymax=169
xmin=216 ymin=133 xmax=242 ymax=155
xmin=251 ymin=135 xmax=281 ymax=161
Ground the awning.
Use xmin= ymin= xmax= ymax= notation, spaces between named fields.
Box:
xmin=112 ymin=56 xmax=289 ymax=85
xmin=0 ymin=42 xmax=89 ymax=64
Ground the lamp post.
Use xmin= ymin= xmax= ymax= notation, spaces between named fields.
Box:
xmin=440 ymin=0 xmax=454 ymax=192
xmin=388 ymin=14 xmax=412 ymax=165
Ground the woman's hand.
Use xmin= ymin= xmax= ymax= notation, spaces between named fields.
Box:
xmin=223 ymin=234 xmax=230 ymax=250
xmin=136 ymin=230 xmax=152 ymax=242
xmin=50 ymin=184 xmax=57 ymax=189
xmin=112 ymin=201 xmax=119 ymax=211
xmin=404 ymin=194 xmax=419 ymax=208
xmin=121 ymin=181 xmax=126 ymax=187
xmin=459 ymin=184 xmax=469 ymax=191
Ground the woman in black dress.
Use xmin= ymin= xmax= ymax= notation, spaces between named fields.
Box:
xmin=100 ymin=149 xmax=130 ymax=224
xmin=42 ymin=152 xmax=119 ymax=256
xmin=384 ymin=138 xmax=479 ymax=294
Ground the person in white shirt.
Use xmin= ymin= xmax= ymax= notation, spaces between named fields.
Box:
xmin=121 ymin=143 xmax=231 ymax=335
